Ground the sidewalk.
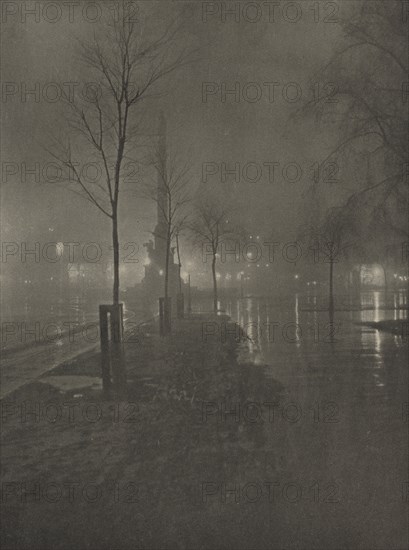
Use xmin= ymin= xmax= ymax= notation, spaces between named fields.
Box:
xmin=1 ymin=313 xmax=283 ymax=550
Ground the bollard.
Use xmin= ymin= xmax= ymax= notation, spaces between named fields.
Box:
xmin=99 ymin=304 xmax=125 ymax=394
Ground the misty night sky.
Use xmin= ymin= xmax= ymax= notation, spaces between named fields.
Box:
xmin=1 ymin=1 xmax=356 ymax=283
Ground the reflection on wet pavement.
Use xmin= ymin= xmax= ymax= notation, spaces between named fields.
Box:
xmin=219 ymin=291 xmax=408 ymax=549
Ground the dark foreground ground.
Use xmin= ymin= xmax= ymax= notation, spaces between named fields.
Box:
xmin=1 ymin=313 xmax=408 ymax=550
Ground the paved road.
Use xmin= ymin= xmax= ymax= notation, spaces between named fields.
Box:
xmin=0 ymin=306 xmax=151 ymax=399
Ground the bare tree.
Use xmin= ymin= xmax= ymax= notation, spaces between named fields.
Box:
xmin=48 ymin=14 xmax=190 ymax=305
xmin=171 ymin=226 xmax=192 ymax=303
xmin=189 ymin=198 xmax=235 ymax=314
xmin=175 ymin=227 xmax=183 ymax=295
xmin=300 ymin=196 xmax=358 ymax=315
xmin=296 ymin=1 xmax=408 ymax=241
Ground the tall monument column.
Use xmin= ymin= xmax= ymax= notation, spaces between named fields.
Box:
xmin=140 ymin=112 xmax=184 ymax=306
xmin=153 ymin=111 xmax=168 ymax=268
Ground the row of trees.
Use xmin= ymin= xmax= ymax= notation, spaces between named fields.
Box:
xmin=36 ymin=7 xmax=241 ymax=384
xmin=48 ymin=11 xmax=239 ymax=316
xmin=49 ymin=12 xmax=192 ymax=306
xmin=49 ymin=2 xmax=407 ymax=320
xmin=296 ymin=0 xmax=408 ymax=311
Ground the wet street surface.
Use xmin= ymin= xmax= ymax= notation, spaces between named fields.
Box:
xmin=220 ymin=293 xmax=408 ymax=548
xmin=1 ymin=292 xmax=408 ymax=549
xmin=0 ymin=300 xmax=150 ymax=399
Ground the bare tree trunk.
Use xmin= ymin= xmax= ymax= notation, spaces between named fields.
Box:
xmin=212 ymin=254 xmax=218 ymax=314
xmin=176 ymin=232 xmax=182 ymax=294
xmin=112 ymin=132 xmax=125 ymax=306
xmin=164 ymin=194 xmax=172 ymax=300
xmin=165 ymin=229 xmax=170 ymax=299
xmin=112 ymin=211 xmax=119 ymax=305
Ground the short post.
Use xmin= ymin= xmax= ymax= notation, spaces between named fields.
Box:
xmin=99 ymin=304 xmax=125 ymax=394
xmin=176 ymin=293 xmax=184 ymax=319
xmin=110 ymin=303 xmax=124 ymax=343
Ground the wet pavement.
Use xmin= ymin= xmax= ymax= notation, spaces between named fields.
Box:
xmin=0 ymin=291 xmax=408 ymax=549
xmin=219 ymin=291 xmax=408 ymax=549
xmin=0 ymin=301 xmax=149 ymax=399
